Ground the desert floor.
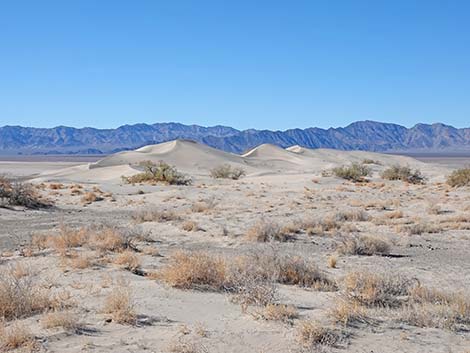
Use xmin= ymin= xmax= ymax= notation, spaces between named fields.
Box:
xmin=0 ymin=142 xmax=469 ymax=353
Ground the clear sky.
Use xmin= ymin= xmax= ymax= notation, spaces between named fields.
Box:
xmin=1 ymin=0 xmax=469 ymax=130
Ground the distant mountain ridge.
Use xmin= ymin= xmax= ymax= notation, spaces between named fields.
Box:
xmin=1 ymin=121 xmax=470 ymax=155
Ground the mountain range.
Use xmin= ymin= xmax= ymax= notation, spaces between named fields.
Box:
xmin=1 ymin=121 xmax=470 ymax=155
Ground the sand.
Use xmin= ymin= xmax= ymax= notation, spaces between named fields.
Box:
xmin=0 ymin=140 xmax=469 ymax=353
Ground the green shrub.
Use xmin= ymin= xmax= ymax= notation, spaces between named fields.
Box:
xmin=122 ymin=161 xmax=191 ymax=185
xmin=210 ymin=164 xmax=246 ymax=180
xmin=380 ymin=165 xmax=425 ymax=184
xmin=447 ymin=168 xmax=470 ymax=187
xmin=332 ymin=163 xmax=371 ymax=182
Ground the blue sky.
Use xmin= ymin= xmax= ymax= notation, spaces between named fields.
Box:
xmin=1 ymin=0 xmax=469 ymax=130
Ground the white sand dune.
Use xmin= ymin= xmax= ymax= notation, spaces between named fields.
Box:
xmin=33 ymin=139 xmax=451 ymax=183
xmin=92 ymin=139 xmax=249 ymax=173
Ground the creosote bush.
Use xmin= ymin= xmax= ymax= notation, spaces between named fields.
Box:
xmin=210 ymin=164 xmax=246 ymax=180
xmin=332 ymin=163 xmax=371 ymax=182
xmin=381 ymin=165 xmax=425 ymax=184
xmin=122 ymin=160 xmax=192 ymax=185
xmin=447 ymin=168 xmax=470 ymax=187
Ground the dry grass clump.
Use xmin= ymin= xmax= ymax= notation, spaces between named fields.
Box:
xmin=447 ymin=168 xmax=470 ymax=187
xmin=381 ymin=165 xmax=425 ymax=184
xmin=246 ymin=220 xmax=289 ymax=242
xmin=102 ymin=283 xmax=137 ymax=325
xmin=397 ymin=222 xmax=441 ymax=235
xmin=297 ymin=320 xmax=342 ymax=349
xmin=49 ymin=225 xmax=89 ymax=255
xmin=0 ymin=321 xmax=36 ymax=351
xmin=337 ymin=235 xmax=391 ymax=256
xmin=276 ymin=255 xmax=337 ymax=291
xmin=132 ymin=207 xmax=180 ymax=223
xmin=210 ymin=164 xmax=246 ymax=180
xmin=332 ymin=163 xmax=371 ymax=182
xmin=158 ymin=251 xmax=227 ymax=291
xmin=256 ymin=303 xmax=298 ymax=323
xmin=113 ymin=250 xmax=142 ymax=272
xmin=329 ymin=299 xmax=369 ymax=326
xmin=122 ymin=160 xmax=192 ymax=185
xmin=304 ymin=216 xmax=341 ymax=235
xmin=67 ymin=251 xmax=96 ymax=269
xmin=182 ymin=220 xmax=199 ymax=232
xmin=343 ymin=271 xmax=415 ymax=308
xmin=81 ymin=191 xmax=102 ymax=204
xmin=41 ymin=310 xmax=82 ymax=332
xmin=190 ymin=198 xmax=217 ymax=213
xmin=89 ymin=226 xmax=136 ymax=253
xmin=327 ymin=255 xmax=337 ymax=268
xmin=402 ymin=286 xmax=470 ymax=331
xmin=0 ymin=264 xmax=56 ymax=320
xmin=0 ymin=177 xmax=50 ymax=209
xmin=334 ymin=209 xmax=369 ymax=222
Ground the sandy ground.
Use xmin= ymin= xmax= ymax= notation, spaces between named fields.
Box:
xmin=0 ymin=141 xmax=469 ymax=353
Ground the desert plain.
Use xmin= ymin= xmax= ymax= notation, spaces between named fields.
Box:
xmin=0 ymin=140 xmax=469 ymax=353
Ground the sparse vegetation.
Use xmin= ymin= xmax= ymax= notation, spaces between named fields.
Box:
xmin=245 ymin=220 xmax=289 ymax=242
xmin=0 ymin=321 xmax=36 ymax=351
xmin=337 ymin=235 xmax=391 ymax=256
xmin=0 ymin=264 xmax=56 ymax=320
xmin=122 ymin=160 xmax=192 ymax=185
xmin=332 ymin=163 xmax=371 ymax=182
xmin=0 ymin=176 xmax=50 ymax=208
xmin=297 ymin=320 xmax=342 ymax=348
xmin=103 ymin=282 xmax=137 ymax=325
xmin=447 ymin=168 xmax=470 ymax=187
xmin=210 ymin=164 xmax=246 ymax=180
xmin=381 ymin=165 xmax=425 ymax=184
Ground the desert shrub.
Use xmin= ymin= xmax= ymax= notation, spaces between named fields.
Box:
xmin=245 ymin=220 xmax=289 ymax=242
xmin=337 ymin=235 xmax=391 ymax=256
xmin=329 ymin=299 xmax=369 ymax=326
xmin=343 ymin=271 xmax=415 ymax=308
xmin=210 ymin=164 xmax=246 ymax=180
xmin=0 ymin=321 xmax=36 ymax=351
xmin=41 ymin=310 xmax=83 ymax=332
xmin=226 ymin=256 xmax=278 ymax=308
xmin=0 ymin=265 xmax=55 ymax=320
xmin=256 ymin=303 xmax=298 ymax=323
xmin=381 ymin=165 xmax=425 ymax=184
xmin=332 ymin=163 xmax=371 ymax=182
xmin=114 ymin=250 xmax=142 ymax=272
xmin=132 ymin=208 xmax=180 ymax=223
xmin=123 ymin=160 xmax=192 ymax=185
xmin=191 ymin=198 xmax=217 ymax=213
xmin=276 ymin=255 xmax=337 ymax=291
xmin=81 ymin=191 xmax=102 ymax=204
xmin=297 ymin=320 xmax=342 ymax=348
xmin=158 ymin=251 xmax=227 ymax=291
xmin=447 ymin=168 xmax=470 ymax=187
xmin=182 ymin=220 xmax=199 ymax=231
xmin=102 ymin=282 xmax=136 ymax=325
xmin=0 ymin=177 xmax=49 ymax=208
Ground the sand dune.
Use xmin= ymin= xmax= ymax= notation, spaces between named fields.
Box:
xmin=33 ymin=139 xmax=451 ymax=183
xmin=93 ymin=139 xmax=248 ymax=172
